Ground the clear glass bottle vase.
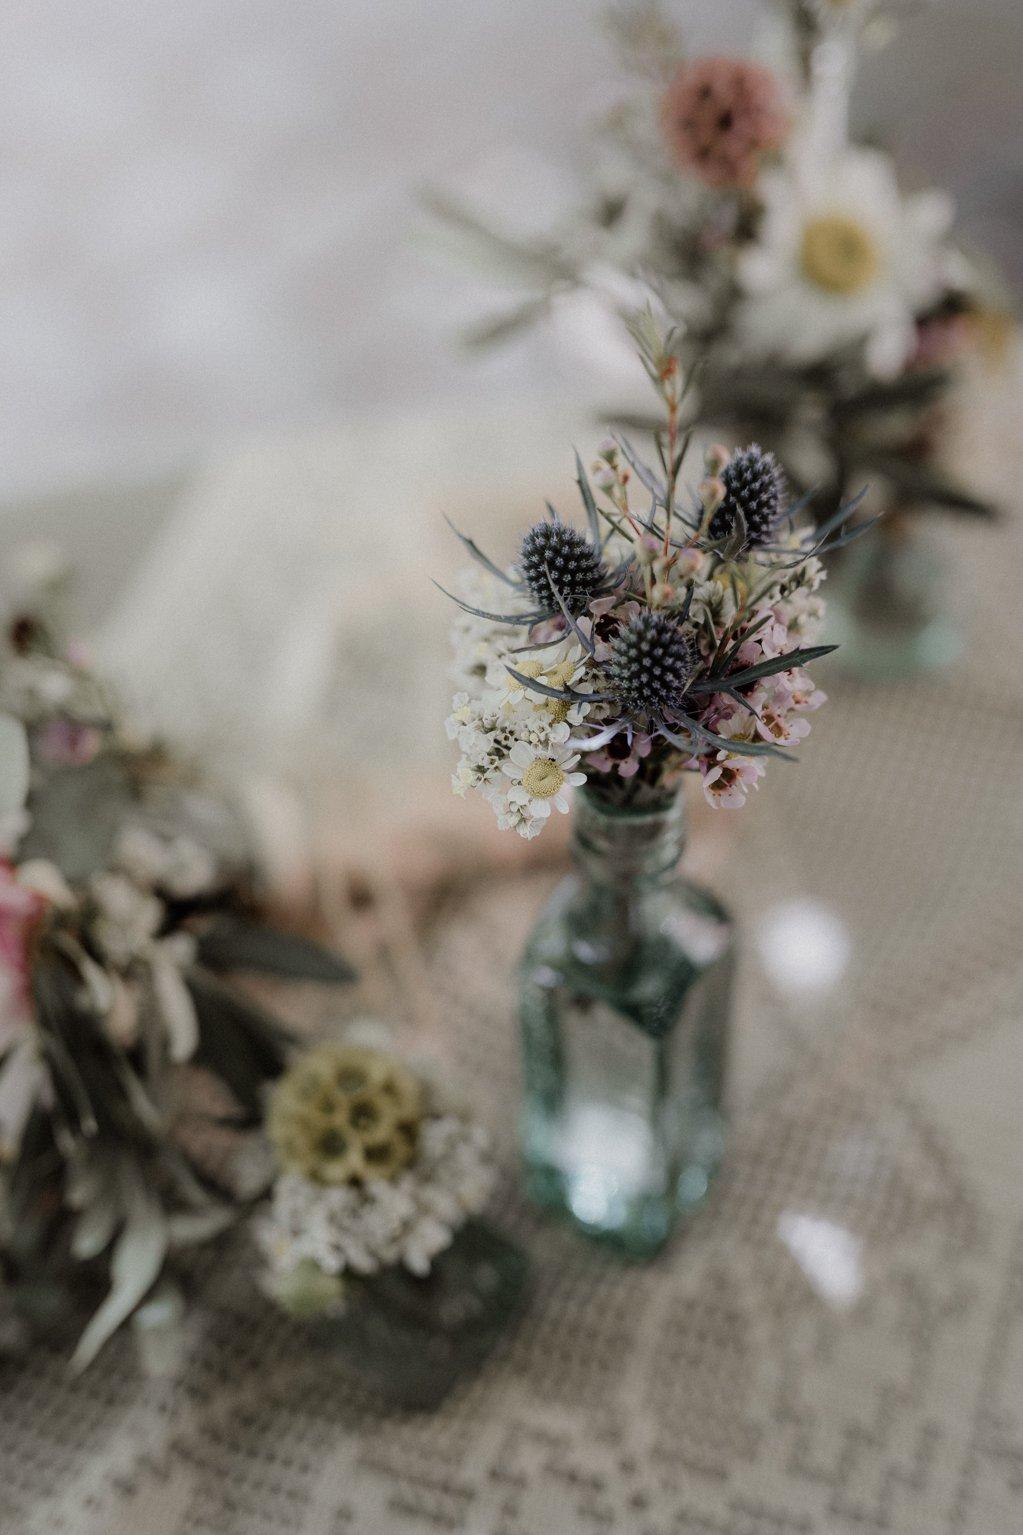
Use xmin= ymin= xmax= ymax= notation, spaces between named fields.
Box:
xmin=519 ymin=785 xmax=734 ymax=1257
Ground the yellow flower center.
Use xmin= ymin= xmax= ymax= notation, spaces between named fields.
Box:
xmin=522 ymin=758 xmax=565 ymax=799
xmin=546 ymin=699 xmax=571 ymax=725
xmin=544 ymin=659 xmax=577 ymax=690
xmin=508 ymin=659 xmax=544 ymax=691
xmin=800 ymin=214 xmax=880 ymax=295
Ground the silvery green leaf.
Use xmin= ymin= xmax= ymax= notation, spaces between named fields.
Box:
xmin=837 ymin=368 xmax=950 ymax=417
xmin=420 ymin=191 xmax=577 ymax=285
xmin=504 ymin=668 xmax=613 ymax=704
xmin=0 ymin=714 xmax=29 ymax=816
xmin=573 ymin=452 xmax=602 ymax=549
xmin=431 ymin=582 xmax=551 ymax=626
xmin=611 ymin=433 xmax=666 ymax=502
xmin=0 ymin=1039 xmax=47 ymax=1161
xmin=166 ymin=1205 xmax=235 ymax=1248
xmin=70 ymin=1181 xmax=167 ymax=1371
xmin=150 ymin=950 xmax=199 ymax=1063
xmin=442 ymin=516 xmax=519 ymax=587
xmin=544 ymin=564 xmax=595 ymax=658
xmin=71 ymin=1193 xmax=119 ymax=1261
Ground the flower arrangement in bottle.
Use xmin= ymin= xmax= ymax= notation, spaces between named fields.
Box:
xmin=431 ymin=0 xmax=1006 ymax=524
xmin=441 ymin=309 xmax=869 ymax=837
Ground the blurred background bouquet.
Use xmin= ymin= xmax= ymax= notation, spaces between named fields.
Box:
xmin=430 ymin=0 xmax=1014 ymax=671
xmin=0 ymin=568 xmax=352 ymax=1368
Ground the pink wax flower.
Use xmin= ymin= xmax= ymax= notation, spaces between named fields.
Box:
xmin=662 ymin=58 xmax=788 ymax=189
xmin=0 ymin=862 xmax=47 ymax=1046
xmin=777 ymin=668 xmax=827 ymax=714
xmin=584 ymin=595 xmax=642 ymax=663
xmin=701 ymin=755 xmax=765 ymax=809
xmin=35 ymin=717 xmax=102 ymax=767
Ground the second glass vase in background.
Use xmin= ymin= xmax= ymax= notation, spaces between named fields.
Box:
xmin=519 ymin=786 xmax=733 ymax=1257
xmin=827 ymin=514 xmax=963 ymax=680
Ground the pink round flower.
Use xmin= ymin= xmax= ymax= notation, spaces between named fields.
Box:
xmin=662 ymin=58 xmax=788 ymax=189
xmin=0 ymin=862 xmax=47 ymax=1045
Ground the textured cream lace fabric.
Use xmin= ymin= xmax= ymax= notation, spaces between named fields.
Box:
xmin=5 ymin=398 xmax=1023 ymax=1535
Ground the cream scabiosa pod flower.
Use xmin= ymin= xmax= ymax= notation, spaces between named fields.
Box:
xmin=736 ymin=146 xmax=957 ymax=377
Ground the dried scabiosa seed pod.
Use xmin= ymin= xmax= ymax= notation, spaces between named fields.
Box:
xmin=268 ymin=1044 xmax=423 ymax=1185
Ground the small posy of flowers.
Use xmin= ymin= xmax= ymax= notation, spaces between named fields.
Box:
xmin=255 ymin=1039 xmax=495 ymax=1316
xmin=441 ymin=311 xmax=869 ymax=834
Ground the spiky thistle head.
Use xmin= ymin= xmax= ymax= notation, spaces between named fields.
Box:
xmin=608 ymin=611 xmax=698 ymax=716
xmin=519 ymin=521 xmax=607 ymax=610
xmin=709 ymin=444 xmax=786 ymax=548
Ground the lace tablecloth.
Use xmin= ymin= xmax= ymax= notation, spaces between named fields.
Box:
xmin=4 ymin=426 xmax=1023 ymax=1535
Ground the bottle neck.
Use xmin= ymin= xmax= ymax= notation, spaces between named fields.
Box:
xmin=570 ymin=785 xmax=686 ymax=889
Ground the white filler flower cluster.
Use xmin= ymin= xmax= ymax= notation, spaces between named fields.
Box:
xmin=257 ymin=1113 xmax=495 ymax=1284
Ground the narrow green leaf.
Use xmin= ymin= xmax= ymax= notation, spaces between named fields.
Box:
xmin=195 ymin=915 xmax=355 ymax=984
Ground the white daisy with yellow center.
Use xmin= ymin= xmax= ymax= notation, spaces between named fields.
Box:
xmin=736 ymin=147 xmax=958 ymax=377
xmin=499 ymin=739 xmax=586 ymax=824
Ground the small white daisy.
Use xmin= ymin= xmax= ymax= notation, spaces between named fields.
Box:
xmin=736 ymin=147 xmax=959 ymax=377
xmin=499 ymin=740 xmax=587 ymax=821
